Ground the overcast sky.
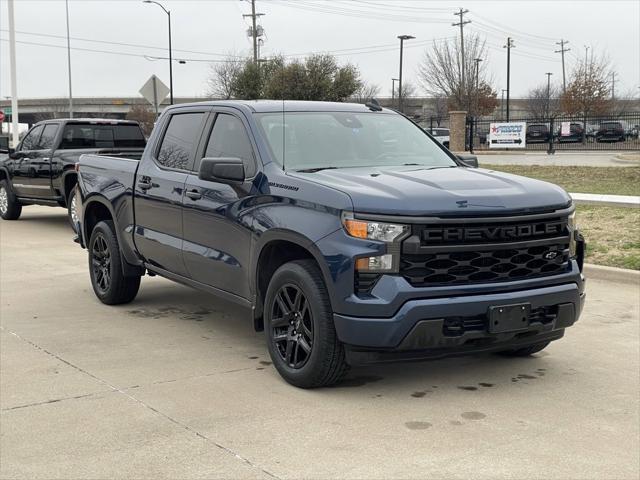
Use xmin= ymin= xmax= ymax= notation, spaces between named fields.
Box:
xmin=1 ymin=0 xmax=638 ymax=100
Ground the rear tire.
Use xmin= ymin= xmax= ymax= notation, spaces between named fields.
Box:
xmin=497 ymin=341 xmax=550 ymax=357
xmin=67 ymin=185 xmax=78 ymax=233
xmin=88 ymin=220 xmax=141 ymax=305
xmin=0 ymin=180 xmax=22 ymax=221
xmin=265 ymin=259 xmax=349 ymax=388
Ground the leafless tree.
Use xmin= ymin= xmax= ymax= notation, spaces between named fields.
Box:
xmin=561 ymin=52 xmax=612 ymax=116
xmin=394 ymin=81 xmax=417 ymax=99
xmin=350 ymin=81 xmax=381 ymax=103
xmin=418 ymin=34 xmax=497 ymax=115
xmin=206 ymin=55 xmax=244 ymax=99
xmin=126 ymin=103 xmax=156 ymax=137
xmin=526 ymin=82 xmax=562 ymax=119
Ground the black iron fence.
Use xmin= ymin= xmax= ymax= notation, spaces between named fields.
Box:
xmin=467 ymin=112 xmax=640 ymax=152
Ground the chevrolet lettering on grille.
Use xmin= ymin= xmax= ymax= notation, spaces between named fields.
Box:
xmin=422 ymin=221 xmax=567 ymax=243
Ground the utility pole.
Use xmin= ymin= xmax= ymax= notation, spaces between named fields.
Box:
xmin=555 ymin=39 xmax=570 ymax=93
xmin=243 ymin=0 xmax=265 ymax=64
xmin=504 ymin=37 xmax=515 ymax=122
xmin=474 ymin=57 xmax=482 ymax=115
xmin=397 ymin=35 xmax=415 ymax=113
xmin=8 ymin=0 xmax=19 ymax=148
xmin=65 ymin=0 xmax=73 ymax=118
xmin=453 ymin=8 xmax=471 ymax=109
xmin=545 ymin=72 xmax=553 ymax=118
xmin=501 ymin=89 xmax=507 ymax=120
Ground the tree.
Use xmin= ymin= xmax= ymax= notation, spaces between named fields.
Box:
xmin=206 ymin=53 xmax=362 ymax=102
xmin=206 ymin=55 xmax=244 ymax=99
xmin=394 ymin=81 xmax=417 ymax=99
xmin=560 ymin=53 xmax=612 ymax=116
xmin=126 ymin=104 xmax=156 ymax=137
xmin=526 ymin=82 xmax=561 ymax=119
xmin=418 ymin=34 xmax=498 ymax=115
xmin=350 ymin=81 xmax=381 ymax=103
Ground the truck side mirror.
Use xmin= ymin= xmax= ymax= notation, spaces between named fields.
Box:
xmin=456 ymin=154 xmax=478 ymax=168
xmin=199 ymin=157 xmax=245 ymax=183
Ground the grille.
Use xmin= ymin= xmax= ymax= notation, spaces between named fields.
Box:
xmin=401 ymin=243 xmax=570 ymax=287
xmin=354 ymin=272 xmax=380 ymax=295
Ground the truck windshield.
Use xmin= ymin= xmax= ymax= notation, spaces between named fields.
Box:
xmin=255 ymin=112 xmax=457 ymax=171
xmin=60 ymin=123 xmax=146 ymax=149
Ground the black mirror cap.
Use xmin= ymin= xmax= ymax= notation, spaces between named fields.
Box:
xmin=199 ymin=157 xmax=245 ymax=183
xmin=457 ymin=154 xmax=479 ymax=168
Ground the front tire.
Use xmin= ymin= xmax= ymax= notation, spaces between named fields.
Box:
xmin=265 ymin=259 xmax=349 ymax=388
xmin=88 ymin=220 xmax=141 ymax=305
xmin=0 ymin=180 xmax=22 ymax=221
xmin=497 ymin=341 xmax=550 ymax=357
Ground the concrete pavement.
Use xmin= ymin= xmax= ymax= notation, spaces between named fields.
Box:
xmin=477 ymin=152 xmax=640 ymax=167
xmin=1 ymin=207 xmax=639 ymax=479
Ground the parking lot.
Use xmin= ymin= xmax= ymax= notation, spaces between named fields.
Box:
xmin=1 ymin=206 xmax=639 ymax=479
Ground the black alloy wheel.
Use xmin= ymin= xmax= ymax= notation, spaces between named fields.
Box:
xmin=270 ymin=284 xmax=314 ymax=369
xmin=91 ymin=233 xmax=112 ymax=295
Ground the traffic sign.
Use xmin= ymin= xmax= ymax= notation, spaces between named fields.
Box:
xmin=139 ymin=75 xmax=170 ymax=115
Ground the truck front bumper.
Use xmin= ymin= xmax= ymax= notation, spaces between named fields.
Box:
xmin=334 ymin=281 xmax=585 ymax=364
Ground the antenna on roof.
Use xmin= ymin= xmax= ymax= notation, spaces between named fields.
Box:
xmin=365 ymin=98 xmax=383 ymax=111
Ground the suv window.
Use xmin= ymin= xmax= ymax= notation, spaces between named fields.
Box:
xmin=203 ymin=113 xmax=256 ymax=177
xmin=20 ymin=125 xmax=44 ymax=151
xmin=39 ymin=124 xmax=60 ymax=149
xmin=157 ymin=113 xmax=205 ymax=170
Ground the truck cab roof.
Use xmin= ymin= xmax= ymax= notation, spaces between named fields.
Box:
xmin=165 ymin=100 xmax=395 ymax=114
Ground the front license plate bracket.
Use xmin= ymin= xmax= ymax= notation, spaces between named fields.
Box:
xmin=488 ymin=303 xmax=531 ymax=333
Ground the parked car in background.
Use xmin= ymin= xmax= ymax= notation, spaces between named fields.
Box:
xmin=596 ymin=121 xmax=625 ymax=142
xmin=0 ymin=119 xmax=146 ymax=229
xmin=74 ymin=100 xmax=585 ymax=388
xmin=526 ymin=123 xmax=551 ymax=143
xmin=427 ymin=127 xmax=450 ymax=149
xmin=557 ymin=122 xmax=584 ymax=143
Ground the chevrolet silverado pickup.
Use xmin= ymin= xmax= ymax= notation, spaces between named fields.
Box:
xmin=75 ymin=100 xmax=586 ymax=388
xmin=0 ymin=118 xmax=145 ymax=230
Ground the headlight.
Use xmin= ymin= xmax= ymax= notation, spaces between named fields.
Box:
xmin=343 ymin=215 xmax=408 ymax=272
xmin=568 ymin=211 xmax=577 ymax=257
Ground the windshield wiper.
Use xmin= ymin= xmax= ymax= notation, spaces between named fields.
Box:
xmin=295 ymin=166 xmax=338 ymax=173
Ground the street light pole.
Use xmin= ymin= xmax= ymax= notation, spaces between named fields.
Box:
xmin=474 ymin=57 xmax=482 ymax=115
xmin=144 ymin=1 xmax=173 ymax=105
xmin=65 ymin=0 xmax=73 ymax=118
xmin=504 ymin=37 xmax=515 ymax=122
xmin=501 ymin=89 xmax=507 ymax=121
xmin=391 ymin=78 xmax=399 ymax=101
xmin=7 ymin=0 xmax=19 ymax=147
xmin=545 ymin=72 xmax=553 ymax=118
xmin=397 ymin=35 xmax=415 ymax=113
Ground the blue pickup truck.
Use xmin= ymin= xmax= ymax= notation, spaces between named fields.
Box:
xmin=75 ymin=100 xmax=586 ymax=388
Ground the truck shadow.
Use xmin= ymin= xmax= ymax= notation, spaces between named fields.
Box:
xmin=124 ymin=279 xmax=553 ymax=392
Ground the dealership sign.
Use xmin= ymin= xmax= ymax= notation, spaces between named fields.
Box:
xmin=489 ymin=122 xmax=526 ymax=148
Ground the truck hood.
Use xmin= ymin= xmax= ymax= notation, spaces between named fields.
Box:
xmin=289 ymin=166 xmax=571 ymax=216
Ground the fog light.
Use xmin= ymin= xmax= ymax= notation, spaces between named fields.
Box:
xmin=356 ymin=254 xmax=394 ymax=272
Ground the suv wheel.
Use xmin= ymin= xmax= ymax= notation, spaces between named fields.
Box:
xmin=0 ymin=180 xmax=22 ymax=220
xmin=88 ymin=220 xmax=141 ymax=305
xmin=265 ymin=259 xmax=349 ymax=388
xmin=67 ymin=185 xmax=79 ymax=233
xmin=497 ymin=341 xmax=550 ymax=357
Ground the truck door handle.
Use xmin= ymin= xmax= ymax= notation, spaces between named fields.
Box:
xmin=185 ymin=189 xmax=202 ymax=200
xmin=137 ymin=179 xmax=153 ymax=190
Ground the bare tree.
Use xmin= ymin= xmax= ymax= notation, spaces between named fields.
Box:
xmin=526 ymin=82 xmax=562 ymax=120
xmin=126 ymin=103 xmax=156 ymax=137
xmin=350 ymin=81 xmax=381 ymax=103
xmin=418 ymin=34 xmax=497 ymax=115
xmin=206 ymin=55 xmax=244 ymax=99
xmin=561 ymin=52 xmax=612 ymax=116
xmin=394 ymin=81 xmax=416 ymax=99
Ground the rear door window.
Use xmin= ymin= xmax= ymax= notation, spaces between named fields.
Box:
xmin=39 ymin=124 xmax=60 ymax=149
xmin=156 ymin=113 xmax=206 ymax=170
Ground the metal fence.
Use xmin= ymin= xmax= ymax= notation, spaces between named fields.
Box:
xmin=467 ymin=112 xmax=640 ymax=152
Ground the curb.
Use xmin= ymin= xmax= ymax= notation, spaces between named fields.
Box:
xmin=570 ymin=193 xmax=640 ymax=208
xmin=583 ymin=263 xmax=640 ymax=284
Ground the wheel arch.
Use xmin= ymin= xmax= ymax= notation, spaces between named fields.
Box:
xmin=251 ymin=229 xmax=337 ymax=332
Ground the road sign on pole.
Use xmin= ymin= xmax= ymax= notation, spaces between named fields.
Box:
xmin=139 ymin=75 xmax=170 ymax=117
